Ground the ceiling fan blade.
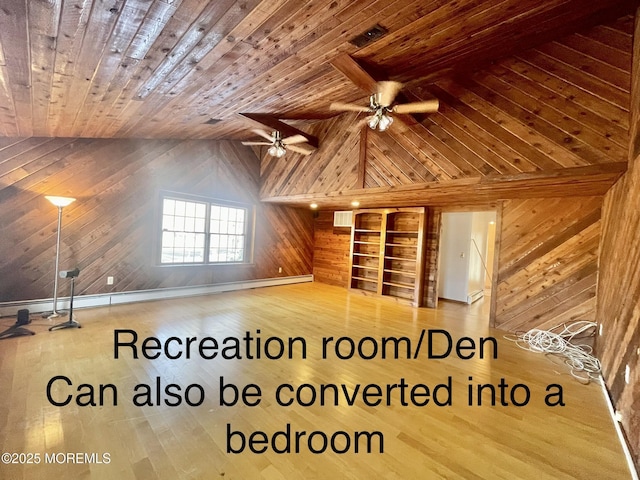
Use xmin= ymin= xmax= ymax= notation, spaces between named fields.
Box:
xmin=252 ymin=128 xmax=275 ymax=141
xmin=286 ymin=144 xmax=314 ymax=155
xmin=242 ymin=141 xmax=272 ymax=146
xmin=393 ymin=99 xmax=439 ymax=114
xmin=377 ymin=81 xmax=403 ymax=107
xmin=282 ymin=134 xmax=309 ymax=145
xmin=348 ymin=116 xmax=372 ymax=133
xmin=330 ymin=102 xmax=371 ymax=112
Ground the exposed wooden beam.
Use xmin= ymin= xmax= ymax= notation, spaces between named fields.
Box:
xmin=260 ymin=163 xmax=627 ymax=209
xmin=237 ymin=113 xmax=319 ymax=148
xmin=358 ymin=125 xmax=367 ymax=188
xmin=330 ymin=53 xmax=379 ymax=92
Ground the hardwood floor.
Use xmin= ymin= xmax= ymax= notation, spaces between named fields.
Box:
xmin=0 ymin=283 xmax=631 ymax=479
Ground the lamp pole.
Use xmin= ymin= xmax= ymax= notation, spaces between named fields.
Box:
xmin=44 ymin=196 xmax=76 ymax=318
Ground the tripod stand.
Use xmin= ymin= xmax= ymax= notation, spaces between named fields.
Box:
xmin=49 ymin=275 xmax=81 ymax=331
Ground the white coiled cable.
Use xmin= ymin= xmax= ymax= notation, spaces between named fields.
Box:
xmin=505 ymin=321 xmax=601 ymax=383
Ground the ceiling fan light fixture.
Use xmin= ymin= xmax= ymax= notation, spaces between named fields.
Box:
xmin=378 ymin=113 xmax=393 ymax=131
xmin=276 ymin=145 xmax=286 ymax=157
xmin=368 ymin=115 xmax=380 ymax=130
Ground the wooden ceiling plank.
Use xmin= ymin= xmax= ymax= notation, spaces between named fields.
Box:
xmin=155 ymin=0 xmax=293 ymax=99
xmin=91 ymin=0 xmax=209 ymax=134
xmin=587 ymin=22 xmax=634 ymax=51
xmin=478 ymin=67 xmax=628 ymax=163
xmin=155 ymin=0 xmax=264 ymax=96
xmin=566 ymin=33 xmax=632 ymax=71
xmin=179 ymin=0 xmax=416 ymax=117
xmin=118 ymin=1 xmax=325 ymax=131
xmin=368 ymin=131 xmax=437 ymax=184
xmin=367 ymin=144 xmax=408 ymax=186
xmin=490 ymin=62 xmax=629 ymax=154
xmin=0 ymin=0 xmax=33 ymax=137
xmin=51 ymin=0 xmax=126 ymax=137
xmin=448 ymin=79 xmax=588 ymax=170
xmin=356 ymin=0 xmax=517 ymax=64
xmin=391 ymin=125 xmax=460 ymax=181
xmin=0 ymin=0 xmax=635 ymax=141
xmin=527 ymin=47 xmax=630 ymax=110
xmin=160 ymin=0 xmax=346 ymax=105
xmin=430 ymin=80 xmax=565 ymax=172
xmin=537 ymin=41 xmax=631 ymax=93
xmin=135 ymin=0 xmax=241 ymax=99
xmin=425 ymin=111 xmax=523 ymax=176
xmin=136 ymin=0 xmax=240 ymax=100
xmin=389 ymin=1 xmax=637 ymax=82
xmin=429 ymin=101 xmax=539 ymax=175
xmin=207 ymin=65 xmax=352 ymax=124
xmin=27 ymin=0 xmax=63 ymax=136
xmin=73 ymin=0 xmax=159 ymax=136
xmin=504 ymin=56 xmax=631 ymax=132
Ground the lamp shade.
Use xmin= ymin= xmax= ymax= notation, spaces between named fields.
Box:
xmin=45 ymin=196 xmax=76 ymax=208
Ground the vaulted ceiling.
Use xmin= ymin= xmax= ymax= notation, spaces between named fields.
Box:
xmin=0 ymin=0 xmax=637 ymax=140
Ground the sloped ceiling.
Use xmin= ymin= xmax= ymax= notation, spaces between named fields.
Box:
xmin=0 ymin=0 xmax=637 ymax=140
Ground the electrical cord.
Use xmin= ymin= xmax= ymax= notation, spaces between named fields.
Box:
xmin=504 ymin=321 xmax=601 ymax=384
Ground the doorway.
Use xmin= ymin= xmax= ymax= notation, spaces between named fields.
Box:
xmin=437 ymin=210 xmax=497 ymax=323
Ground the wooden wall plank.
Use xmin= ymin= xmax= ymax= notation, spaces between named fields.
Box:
xmin=312 ymin=211 xmax=351 ymax=287
xmin=493 ymin=196 xmax=603 ymax=332
xmin=423 ymin=207 xmax=441 ymax=309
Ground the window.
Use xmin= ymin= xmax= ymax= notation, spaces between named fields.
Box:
xmin=159 ymin=194 xmax=252 ymax=265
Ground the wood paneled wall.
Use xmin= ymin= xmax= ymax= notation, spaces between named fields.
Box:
xmin=0 ymin=138 xmax=313 ymax=303
xmin=312 ymin=211 xmax=351 ymax=287
xmin=423 ymin=208 xmax=441 ymax=309
xmin=260 ymin=16 xmax=632 ymax=204
xmin=493 ymin=196 xmax=602 ymax=332
xmin=596 ymin=8 xmax=640 ymax=472
xmin=597 ymin=154 xmax=640 ymax=472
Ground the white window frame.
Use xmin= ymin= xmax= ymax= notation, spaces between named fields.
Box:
xmin=158 ymin=192 xmax=254 ymax=266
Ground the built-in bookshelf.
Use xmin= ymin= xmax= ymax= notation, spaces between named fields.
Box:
xmin=348 ymin=208 xmax=426 ymax=306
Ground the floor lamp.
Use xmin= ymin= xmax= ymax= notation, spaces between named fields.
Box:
xmin=44 ymin=195 xmax=76 ymax=319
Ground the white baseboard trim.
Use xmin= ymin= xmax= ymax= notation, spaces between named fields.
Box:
xmin=600 ymin=378 xmax=639 ymax=480
xmin=0 ymin=275 xmax=314 ymax=318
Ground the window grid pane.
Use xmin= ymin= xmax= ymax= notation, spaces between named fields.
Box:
xmin=160 ymin=198 xmax=208 ymax=264
xmin=208 ymin=205 xmax=246 ymax=263
xmin=161 ymin=197 xmax=248 ymax=265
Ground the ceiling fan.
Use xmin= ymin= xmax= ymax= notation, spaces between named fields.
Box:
xmin=241 ymin=129 xmax=314 ymax=157
xmin=330 ymin=81 xmax=439 ymax=131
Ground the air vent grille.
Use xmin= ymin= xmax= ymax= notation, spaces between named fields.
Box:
xmin=349 ymin=24 xmax=388 ymax=48
xmin=334 ymin=211 xmax=353 ymax=227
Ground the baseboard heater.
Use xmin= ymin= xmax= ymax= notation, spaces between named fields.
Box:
xmin=467 ymin=290 xmax=484 ymax=304
xmin=0 ymin=275 xmax=313 ymax=318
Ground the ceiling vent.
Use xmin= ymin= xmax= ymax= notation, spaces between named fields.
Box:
xmin=349 ymin=24 xmax=388 ymax=48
